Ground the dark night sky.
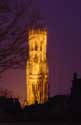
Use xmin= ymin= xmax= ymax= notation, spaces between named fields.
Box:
xmin=0 ymin=0 xmax=81 ymax=102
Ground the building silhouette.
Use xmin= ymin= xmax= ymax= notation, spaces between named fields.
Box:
xmin=70 ymin=72 xmax=81 ymax=112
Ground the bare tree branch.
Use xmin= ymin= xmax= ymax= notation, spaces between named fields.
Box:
xmin=0 ymin=0 xmax=44 ymax=74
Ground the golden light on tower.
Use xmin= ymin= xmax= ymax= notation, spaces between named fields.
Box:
xmin=26 ymin=28 xmax=48 ymax=105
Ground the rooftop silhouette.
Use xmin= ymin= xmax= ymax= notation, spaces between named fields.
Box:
xmin=0 ymin=72 xmax=81 ymax=121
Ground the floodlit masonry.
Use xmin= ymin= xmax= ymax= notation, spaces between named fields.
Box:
xmin=26 ymin=29 xmax=48 ymax=105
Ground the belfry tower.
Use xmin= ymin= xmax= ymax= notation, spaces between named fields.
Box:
xmin=26 ymin=29 xmax=48 ymax=105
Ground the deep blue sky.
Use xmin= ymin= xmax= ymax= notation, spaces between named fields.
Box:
xmin=0 ymin=0 xmax=81 ymax=101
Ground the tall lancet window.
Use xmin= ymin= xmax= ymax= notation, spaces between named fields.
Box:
xmin=35 ymin=43 xmax=38 ymax=51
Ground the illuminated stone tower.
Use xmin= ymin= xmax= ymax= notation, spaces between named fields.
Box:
xmin=26 ymin=29 xmax=48 ymax=105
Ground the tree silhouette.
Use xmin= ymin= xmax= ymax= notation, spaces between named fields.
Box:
xmin=0 ymin=88 xmax=13 ymax=98
xmin=0 ymin=0 xmax=43 ymax=73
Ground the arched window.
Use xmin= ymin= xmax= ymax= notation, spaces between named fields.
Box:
xmin=40 ymin=41 xmax=42 ymax=51
xmin=35 ymin=44 xmax=38 ymax=51
xmin=40 ymin=46 xmax=42 ymax=51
